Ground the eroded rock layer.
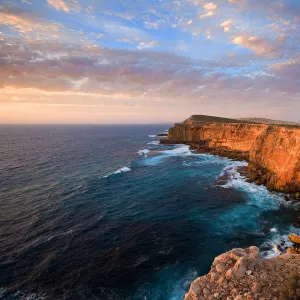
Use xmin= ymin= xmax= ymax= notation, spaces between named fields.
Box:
xmin=162 ymin=121 xmax=300 ymax=196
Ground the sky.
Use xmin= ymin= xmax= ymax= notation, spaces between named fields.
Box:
xmin=0 ymin=0 xmax=300 ymax=124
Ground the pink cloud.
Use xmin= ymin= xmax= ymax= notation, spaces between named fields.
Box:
xmin=47 ymin=0 xmax=81 ymax=13
xmin=232 ymin=34 xmax=285 ymax=57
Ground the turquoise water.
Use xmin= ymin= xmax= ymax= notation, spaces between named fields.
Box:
xmin=0 ymin=125 xmax=299 ymax=299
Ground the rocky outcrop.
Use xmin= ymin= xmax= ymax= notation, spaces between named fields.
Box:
xmin=185 ymin=247 xmax=300 ymax=300
xmin=162 ymin=118 xmax=300 ymax=196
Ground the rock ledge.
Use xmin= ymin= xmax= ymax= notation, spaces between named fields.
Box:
xmin=185 ymin=247 xmax=300 ymax=300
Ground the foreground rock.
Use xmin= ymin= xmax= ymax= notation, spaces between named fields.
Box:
xmin=185 ymin=246 xmax=300 ymax=300
xmin=288 ymin=234 xmax=300 ymax=254
xmin=162 ymin=115 xmax=300 ymax=197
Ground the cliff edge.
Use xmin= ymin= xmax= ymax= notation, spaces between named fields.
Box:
xmin=161 ymin=115 xmax=300 ymax=197
xmin=185 ymin=247 xmax=300 ymax=300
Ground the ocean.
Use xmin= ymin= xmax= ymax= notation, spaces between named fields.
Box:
xmin=0 ymin=125 xmax=299 ymax=300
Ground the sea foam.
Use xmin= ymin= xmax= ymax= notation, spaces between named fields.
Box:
xmin=103 ymin=166 xmax=131 ymax=178
xmin=260 ymin=230 xmax=293 ymax=259
xmin=137 ymin=149 xmax=150 ymax=156
xmin=219 ymin=161 xmax=286 ymax=208
xmin=160 ymin=144 xmax=193 ymax=156
xmin=147 ymin=141 xmax=159 ymax=145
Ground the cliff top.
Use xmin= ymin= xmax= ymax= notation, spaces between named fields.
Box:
xmin=184 ymin=115 xmax=251 ymax=124
xmin=183 ymin=115 xmax=300 ymax=128
xmin=239 ymin=117 xmax=300 ymax=127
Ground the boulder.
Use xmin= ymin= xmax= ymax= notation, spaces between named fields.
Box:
xmin=287 ymin=247 xmax=300 ymax=254
xmin=288 ymin=234 xmax=300 ymax=244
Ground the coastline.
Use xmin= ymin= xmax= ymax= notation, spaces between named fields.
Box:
xmin=159 ymin=118 xmax=300 ymax=299
xmin=160 ymin=120 xmax=300 ymax=200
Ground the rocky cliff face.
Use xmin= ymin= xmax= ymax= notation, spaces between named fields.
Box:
xmin=185 ymin=246 xmax=300 ymax=300
xmin=162 ymin=121 xmax=300 ymax=196
xmin=248 ymin=126 xmax=300 ymax=194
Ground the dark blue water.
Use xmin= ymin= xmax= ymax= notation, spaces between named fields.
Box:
xmin=1 ymin=125 xmax=300 ymax=299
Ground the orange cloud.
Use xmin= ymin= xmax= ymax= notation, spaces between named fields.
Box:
xmin=0 ymin=5 xmax=88 ymax=42
xmin=200 ymin=11 xmax=214 ymax=19
xmin=200 ymin=2 xmax=217 ymax=19
xmin=47 ymin=0 xmax=81 ymax=13
xmin=204 ymin=2 xmax=217 ymax=10
xmin=232 ymin=34 xmax=285 ymax=57
xmin=220 ymin=20 xmax=232 ymax=32
xmin=1 ymin=35 xmax=299 ymax=109
xmin=0 ymin=6 xmax=62 ymax=37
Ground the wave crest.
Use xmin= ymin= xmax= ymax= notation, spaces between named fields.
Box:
xmin=147 ymin=141 xmax=159 ymax=145
xmin=137 ymin=149 xmax=150 ymax=156
xmin=103 ymin=166 xmax=131 ymax=178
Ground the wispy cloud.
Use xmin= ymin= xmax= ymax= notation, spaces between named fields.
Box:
xmin=232 ymin=34 xmax=286 ymax=57
xmin=47 ymin=0 xmax=81 ymax=13
xmin=0 ymin=4 xmax=86 ymax=42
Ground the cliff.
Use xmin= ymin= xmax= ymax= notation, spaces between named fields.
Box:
xmin=161 ymin=117 xmax=300 ymax=196
xmin=185 ymin=246 xmax=300 ymax=300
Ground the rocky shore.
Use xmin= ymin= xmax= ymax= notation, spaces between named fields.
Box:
xmin=161 ymin=115 xmax=300 ymax=199
xmin=160 ymin=115 xmax=300 ymax=299
xmin=185 ymin=246 xmax=300 ymax=300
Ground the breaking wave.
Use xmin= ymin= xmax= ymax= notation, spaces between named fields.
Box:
xmin=147 ymin=141 xmax=159 ymax=145
xmin=137 ymin=149 xmax=150 ymax=156
xmin=260 ymin=226 xmax=300 ymax=258
xmin=159 ymin=144 xmax=193 ymax=156
xmin=103 ymin=166 xmax=131 ymax=178
xmin=219 ymin=161 xmax=285 ymax=208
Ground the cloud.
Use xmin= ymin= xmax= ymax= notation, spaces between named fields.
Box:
xmin=270 ymin=56 xmax=300 ymax=79
xmin=143 ymin=20 xmax=164 ymax=29
xmin=200 ymin=10 xmax=214 ymax=19
xmin=85 ymin=5 xmax=93 ymax=15
xmin=221 ymin=20 xmax=232 ymax=32
xmin=228 ymin=0 xmax=300 ymax=21
xmin=117 ymin=38 xmax=134 ymax=43
xmin=1 ymin=35 xmax=299 ymax=105
xmin=200 ymin=2 xmax=217 ymax=19
xmin=0 ymin=4 xmax=86 ymax=42
xmin=103 ymin=22 xmax=148 ymax=43
xmin=137 ymin=41 xmax=160 ymax=49
xmin=104 ymin=11 xmax=136 ymax=21
xmin=232 ymin=34 xmax=285 ymax=57
xmin=96 ymin=33 xmax=104 ymax=39
xmin=47 ymin=0 xmax=81 ymax=13
xmin=1 ymin=0 xmax=300 ymax=124
xmin=204 ymin=2 xmax=217 ymax=11
xmin=0 ymin=5 xmax=61 ymax=37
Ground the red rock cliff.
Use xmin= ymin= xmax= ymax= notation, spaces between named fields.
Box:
xmin=162 ymin=121 xmax=300 ymax=195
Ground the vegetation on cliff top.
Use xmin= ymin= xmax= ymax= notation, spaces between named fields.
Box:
xmin=184 ymin=115 xmax=300 ymax=128
xmin=184 ymin=115 xmax=252 ymax=124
